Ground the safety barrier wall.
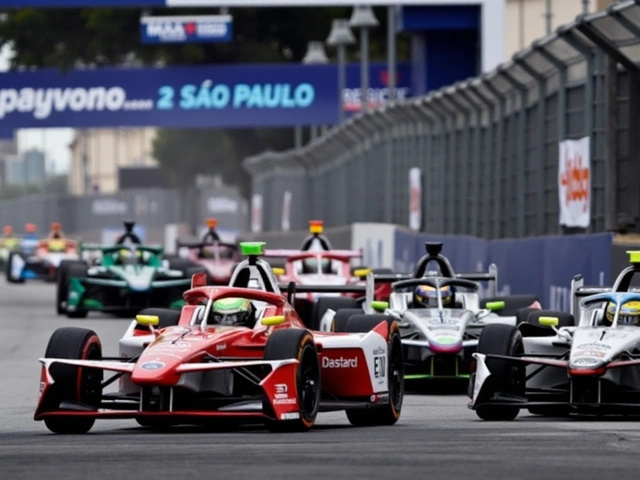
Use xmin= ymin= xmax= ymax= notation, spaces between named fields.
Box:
xmin=0 ymin=184 xmax=249 ymax=244
xmin=243 ymin=1 xmax=640 ymax=238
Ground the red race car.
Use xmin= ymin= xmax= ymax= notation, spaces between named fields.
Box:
xmin=172 ymin=218 xmax=240 ymax=285
xmin=263 ymin=220 xmax=392 ymax=330
xmin=34 ymin=242 xmax=404 ymax=434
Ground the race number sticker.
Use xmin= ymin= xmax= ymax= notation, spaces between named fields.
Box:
xmin=374 ymin=355 xmax=386 ymax=378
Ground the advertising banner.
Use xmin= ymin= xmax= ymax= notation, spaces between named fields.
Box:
xmin=343 ymin=63 xmax=412 ymax=114
xmin=0 ymin=65 xmax=336 ymax=129
xmin=408 ymin=167 xmax=422 ymax=231
xmin=558 ymin=136 xmax=591 ymax=228
xmin=0 ymin=0 xmax=489 ymax=7
xmin=0 ymin=62 xmax=410 ymax=129
xmin=141 ymin=15 xmax=233 ymax=44
xmin=250 ymin=194 xmax=263 ymax=233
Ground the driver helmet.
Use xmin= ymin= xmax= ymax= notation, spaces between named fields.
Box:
xmin=118 ymin=248 xmax=139 ymax=265
xmin=302 ymin=257 xmax=331 ymax=273
xmin=25 ymin=223 xmax=37 ymax=233
xmin=2 ymin=225 xmax=12 ymax=236
xmin=606 ymin=300 xmax=640 ymax=326
xmin=414 ymin=284 xmax=453 ymax=308
xmin=210 ymin=298 xmax=255 ymax=328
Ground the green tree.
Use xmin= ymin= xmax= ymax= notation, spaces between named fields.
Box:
xmin=0 ymin=7 xmax=409 ymax=195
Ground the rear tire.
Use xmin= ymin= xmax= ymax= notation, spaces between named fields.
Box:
xmin=474 ymin=324 xmax=524 ymax=421
xmin=263 ymin=329 xmax=321 ymax=432
xmin=6 ymin=251 xmax=25 ymax=283
xmin=66 ymin=264 xmax=89 ymax=318
xmin=311 ymin=296 xmax=359 ymax=331
xmin=343 ymin=315 xmax=404 ymax=426
xmin=43 ymin=327 xmax=103 ymax=434
xmin=331 ymin=309 xmax=366 ymax=332
xmin=56 ymin=260 xmax=85 ymax=315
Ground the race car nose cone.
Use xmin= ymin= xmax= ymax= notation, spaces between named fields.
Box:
xmin=429 ymin=334 xmax=463 ymax=354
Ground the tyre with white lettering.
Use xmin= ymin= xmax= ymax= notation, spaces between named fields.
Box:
xmin=42 ymin=327 xmax=103 ymax=434
xmin=343 ymin=314 xmax=404 ymax=426
xmin=263 ymin=329 xmax=321 ymax=432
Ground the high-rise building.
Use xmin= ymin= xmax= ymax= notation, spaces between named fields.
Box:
xmin=4 ymin=149 xmax=46 ymax=186
xmin=0 ymin=136 xmax=17 ymax=187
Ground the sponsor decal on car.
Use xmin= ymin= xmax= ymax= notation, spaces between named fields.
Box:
xmin=433 ymin=335 xmax=459 ymax=345
xmin=322 ymin=356 xmax=358 ymax=368
xmin=573 ymin=350 xmax=606 ymax=358
xmin=140 ymin=360 xmax=166 ymax=370
xmin=575 ymin=342 xmax=611 ymax=351
xmin=572 ymin=357 xmax=601 ymax=366
xmin=280 ymin=412 xmax=300 ymax=420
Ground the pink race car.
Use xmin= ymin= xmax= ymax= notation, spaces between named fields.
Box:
xmin=174 ymin=218 xmax=239 ymax=285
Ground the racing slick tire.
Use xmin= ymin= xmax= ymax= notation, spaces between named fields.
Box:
xmin=263 ymin=329 xmax=321 ymax=432
xmin=134 ymin=308 xmax=181 ymax=333
xmin=6 ymin=251 xmax=25 ymax=283
xmin=480 ymin=295 xmax=540 ymax=317
xmin=342 ymin=315 xmax=404 ymax=426
xmin=42 ymin=327 xmax=103 ymax=434
xmin=474 ymin=323 xmax=525 ymax=421
xmin=66 ymin=263 xmax=89 ymax=318
xmin=311 ymin=296 xmax=360 ymax=331
xmin=331 ymin=308 xmax=367 ymax=332
xmin=56 ymin=260 xmax=86 ymax=315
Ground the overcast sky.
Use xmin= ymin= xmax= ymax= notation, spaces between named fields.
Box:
xmin=1 ymin=45 xmax=73 ymax=175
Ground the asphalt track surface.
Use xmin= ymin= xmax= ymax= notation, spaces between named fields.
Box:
xmin=2 ymin=283 xmax=640 ymax=480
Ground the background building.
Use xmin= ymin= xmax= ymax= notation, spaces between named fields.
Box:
xmin=505 ymin=0 xmax=612 ymax=57
xmin=4 ymin=148 xmax=45 ymax=187
xmin=68 ymin=127 xmax=158 ymax=195
xmin=0 ymin=137 xmax=17 ymax=187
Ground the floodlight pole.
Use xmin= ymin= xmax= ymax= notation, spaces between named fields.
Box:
xmin=387 ymin=6 xmax=396 ymax=101
xmin=360 ymin=27 xmax=370 ymax=113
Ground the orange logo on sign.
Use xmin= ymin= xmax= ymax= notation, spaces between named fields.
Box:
xmin=560 ymin=149 xmax=590 ymax=212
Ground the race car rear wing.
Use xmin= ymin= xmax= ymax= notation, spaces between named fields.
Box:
xmin=279 ymin=280 xmax=371 ymax=311
xmin=372 ymin=263 xmax=498 ymax=298
xmin=265 ymin=249 xmax=363 ymax=258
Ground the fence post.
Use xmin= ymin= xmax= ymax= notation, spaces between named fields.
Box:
xmin=498 ymin=67 xmax=529 ymax=238
xmin=456 ymin=84 xmax=484 ymax=238
xmin=466 ymin=80 xmax=497 ymax=239
xmin=430 ymin=96 xmax=455 ymax=234
xmin=515 ymin=56 xmax=548 ymax=236
xmin=442 ymin=87 xmax=472 ymax=235
xmin=483 ymin=80 xmax=506 ymax=239
xmin=535 ymin=44 xmax=567 ymax=235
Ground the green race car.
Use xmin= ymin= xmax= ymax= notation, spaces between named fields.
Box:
xmin=56 ymin=242 xmax=199 ymax=318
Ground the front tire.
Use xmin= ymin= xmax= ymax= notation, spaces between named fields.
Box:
xmin=474 ymin=324 xmax=524 ymax=421
xmin=263 ymin=329 xmax=321 ymax=432
xmin=65 ymin=264 xmax=89 ymax=318
xmin=343 ymin=315 xmax=404 ymax=426
xmin=43 ymin=327 xmax=103 ymax=434
xmin=6 ymin=251 xmax=25 ymax=283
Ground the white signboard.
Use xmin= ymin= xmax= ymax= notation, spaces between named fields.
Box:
xmin=281 ymin=191 xmax=292 ymax=232
xmin=409 ymin=167 xmax=422 ymax=231
xmin=558 ymin=137 xmax=591 ymax=228
xmin=251 ymin=194 xmax=263 ymax=233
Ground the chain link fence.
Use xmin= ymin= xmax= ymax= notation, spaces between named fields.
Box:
xmin=243 ymin=1 xmax=640 ymax=238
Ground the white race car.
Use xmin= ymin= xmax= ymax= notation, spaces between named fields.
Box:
xmin=469 ymin=251 xmax=640 ymax=420
xmin=319 ymin=242 xmax=542 ymax=384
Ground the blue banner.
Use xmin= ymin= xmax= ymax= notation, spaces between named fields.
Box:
xmin=0 ymin=0 xmax=165 ymax=5
xmin=0 ymin=63 xmax=411 ymax=129
xmin=0 ymin=129 xmax=14 ymax=140
xmin=0 ymin=65 xmax=335 ymax=129
xmin=141 ymin=15 xmax=233 ymax=44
